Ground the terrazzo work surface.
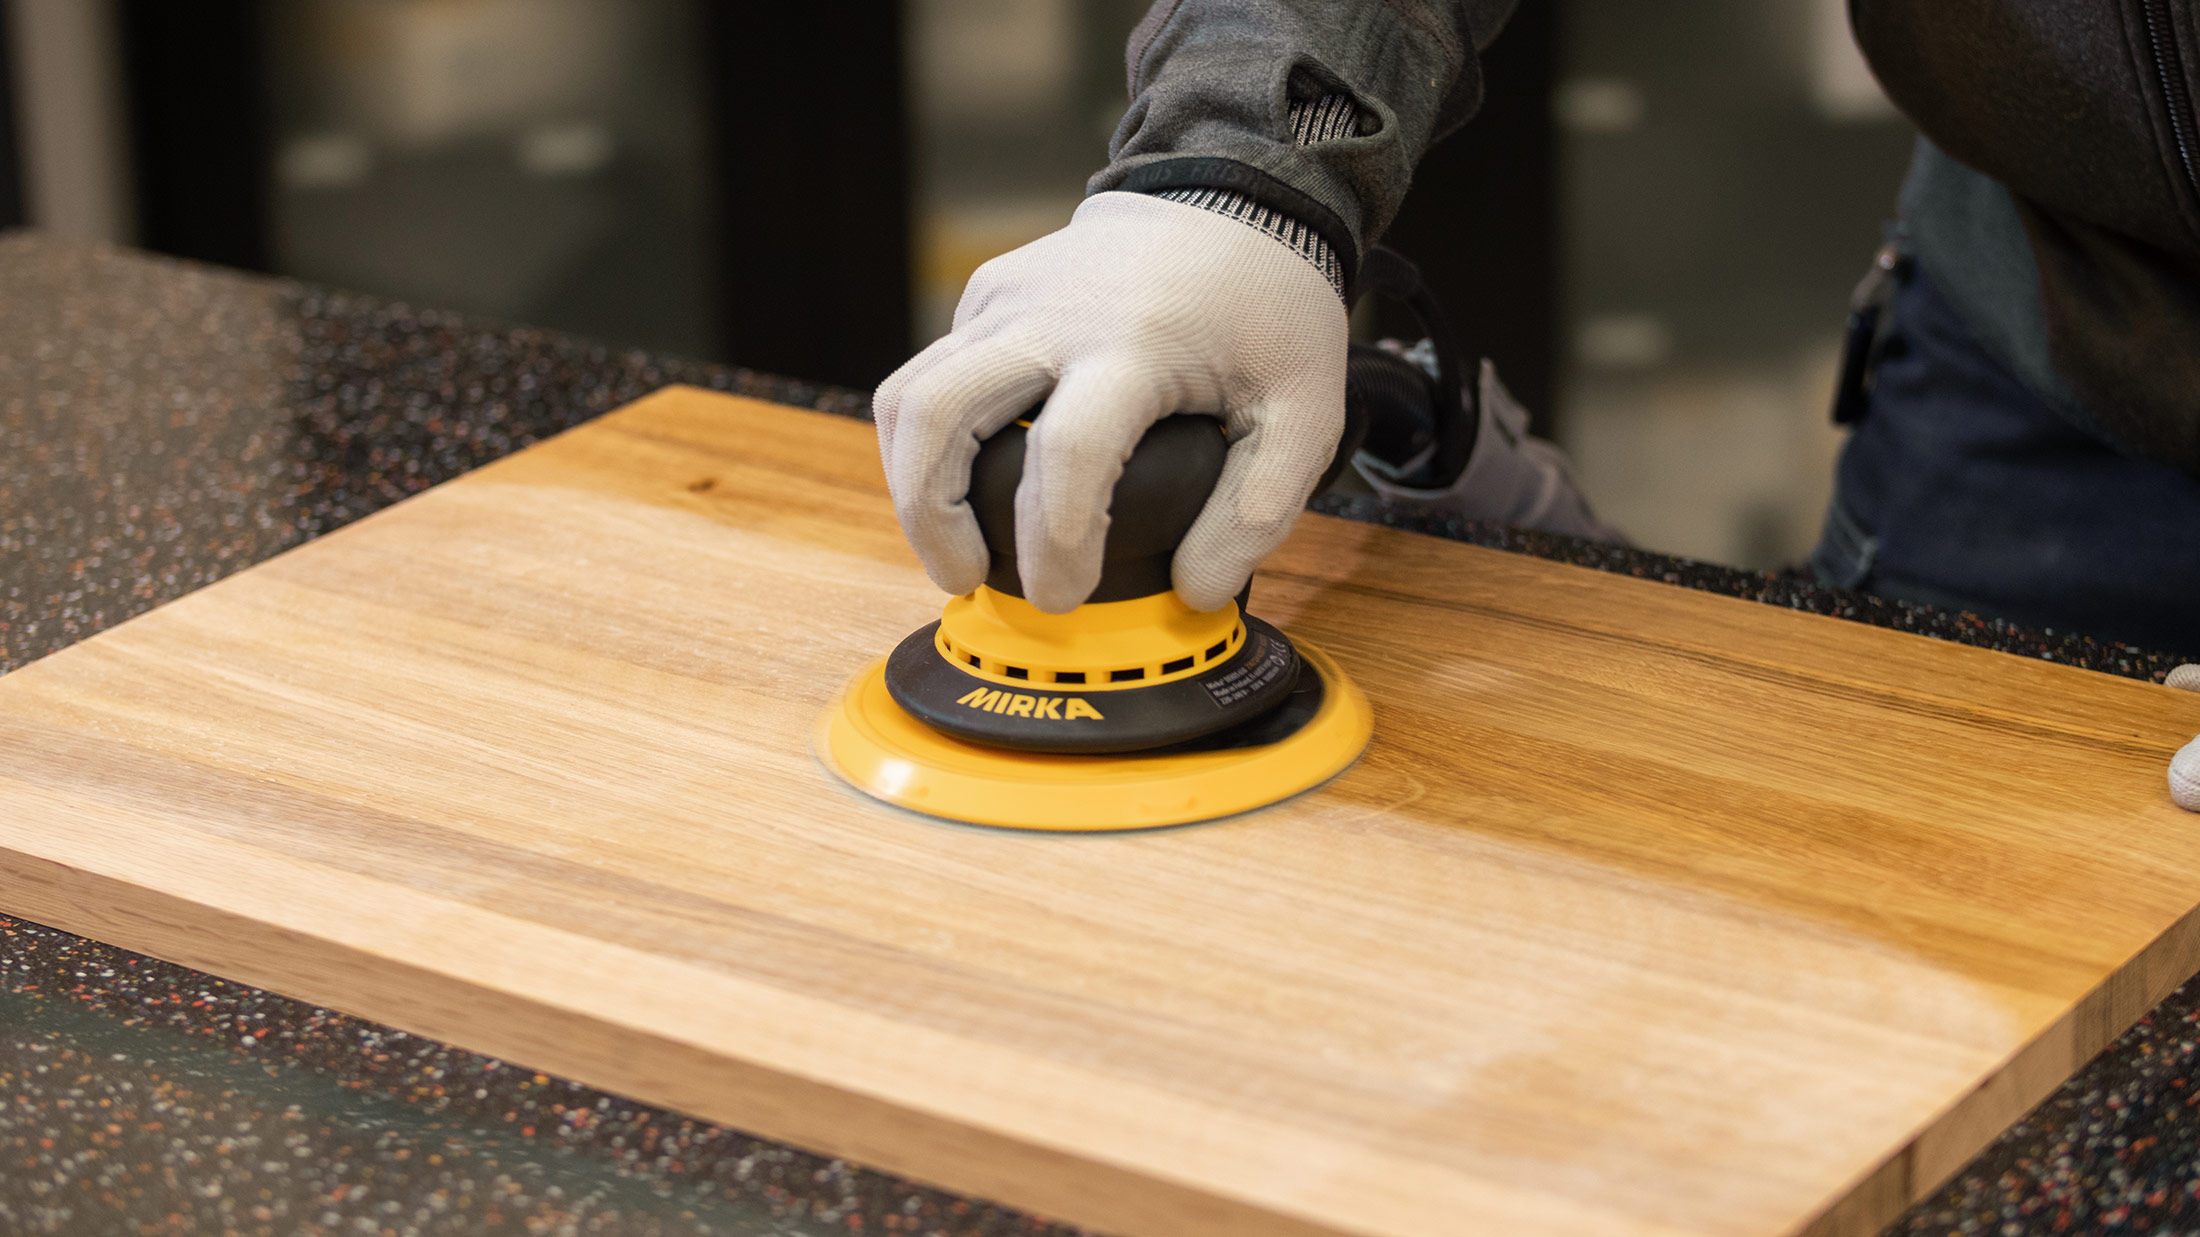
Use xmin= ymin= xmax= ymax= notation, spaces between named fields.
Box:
xmin=1 ymin=230 xmax=2196 ymax=1235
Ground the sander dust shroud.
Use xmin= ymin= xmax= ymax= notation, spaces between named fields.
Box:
xmin=818 ymin=248 xmax=1472 ymax=831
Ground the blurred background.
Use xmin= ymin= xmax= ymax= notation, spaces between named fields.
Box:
xmin=0 ymin=0 xmax=1914 ymax=571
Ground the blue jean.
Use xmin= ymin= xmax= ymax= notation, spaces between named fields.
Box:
xmin=1811 ymin=259 xmax=2200 ymax=656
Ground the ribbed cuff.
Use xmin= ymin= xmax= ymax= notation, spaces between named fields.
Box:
xmin=1150 ymin=185 xmax=1345 ymax=295
xmin=1130 ymin=94 xmax=1364 ymax=298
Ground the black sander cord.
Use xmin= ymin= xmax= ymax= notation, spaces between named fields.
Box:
xmin=1339 ymin=246 xmax=1479 ymax=491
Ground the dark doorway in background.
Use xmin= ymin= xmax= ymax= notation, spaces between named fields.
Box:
xmin=112 ymin=0 xmax=911 ymax=392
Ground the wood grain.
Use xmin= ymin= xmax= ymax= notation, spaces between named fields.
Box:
xmin=2 ymin=387 xmax=2196 ymax=1237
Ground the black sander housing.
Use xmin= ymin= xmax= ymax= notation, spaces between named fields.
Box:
xmin=882 ymin=414 xmax=1315 ymax=754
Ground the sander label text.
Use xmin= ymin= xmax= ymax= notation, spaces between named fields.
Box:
xmin=956 ymin=687 xmax=1104 ymax=721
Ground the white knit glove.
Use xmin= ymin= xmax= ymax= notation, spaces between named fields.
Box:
xmin=2170 ymin=664 xmax=2200 ymax=811
xmin=873 ymin=191 xmax=1348 ymax=614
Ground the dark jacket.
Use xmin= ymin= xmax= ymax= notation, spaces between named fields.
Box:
xmin=1854 ymin=0 xmax=2200 ymax=476
xmin=1093 ymin=0 xmax=2200 ymax=477
xmin=1090 ymin=1 xmax=1516 ymax=289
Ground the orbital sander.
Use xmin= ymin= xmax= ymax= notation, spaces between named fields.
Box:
xmin=820 ymin=247 xmax=1475 ymax=832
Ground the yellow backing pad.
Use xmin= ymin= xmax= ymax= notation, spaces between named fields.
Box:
xmin=816 ymin=641 xmax=1373 ymax=832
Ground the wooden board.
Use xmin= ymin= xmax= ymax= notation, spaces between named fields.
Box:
xmin=2 ymin=387 xmax=2197 ymax=1237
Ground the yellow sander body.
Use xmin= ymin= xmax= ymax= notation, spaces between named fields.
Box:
xmin=819 ymin=413 xmax=1374 ymax=832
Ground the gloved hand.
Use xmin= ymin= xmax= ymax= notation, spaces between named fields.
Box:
xmin=873 ymin=191 xmax=1348 ymax=614
xmin=2170 ymin=664 xmax=2200 ymax=811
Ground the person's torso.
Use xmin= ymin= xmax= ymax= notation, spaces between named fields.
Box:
xmin=1853 ymin=0 xmax=2200 ymax=254
xmin=1853 ymin=0 xmax=2200 ymax=475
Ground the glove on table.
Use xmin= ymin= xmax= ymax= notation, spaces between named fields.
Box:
xmin=2170 ymin=663 xmax=2200 ymax=811
xmin=874 ymin=191 xmax=1347 ymax=614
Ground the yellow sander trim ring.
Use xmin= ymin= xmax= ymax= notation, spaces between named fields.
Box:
xmin=935 ymin=587 xmax=1244 ymax=691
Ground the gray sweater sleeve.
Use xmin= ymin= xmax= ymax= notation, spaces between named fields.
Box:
xmin=1088 ymin=0 xmax=1520 ymax=281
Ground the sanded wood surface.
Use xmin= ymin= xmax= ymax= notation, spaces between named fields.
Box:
xmin=3 ymin=388 xmax=2197 ymax=1237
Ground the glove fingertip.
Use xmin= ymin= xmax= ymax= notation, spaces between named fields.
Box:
xmin=1173 ymin=577 xmax=1245 ymax=615
xmin=1168 ymin=533 xmax=1258 ymax=614
xmin=1021 ymin=558 xmax=1101 ymax=615
xmin=899 ymin=499 xmax=991 ymax=594
xmin=927 ymin=558 xmax=987 ymax=598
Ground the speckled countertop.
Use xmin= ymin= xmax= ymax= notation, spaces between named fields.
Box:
xmin=2 ymin=230 xmax=2197 ymax=1236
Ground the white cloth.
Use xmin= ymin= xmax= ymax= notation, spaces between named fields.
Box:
xmin=873 ymin=191 xmax=1347 ymax=614
xmin=2169 ymin=663 xmax=2200 ymax=812
xmin=1352 ymin=356 xmax=1627 ymax=544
